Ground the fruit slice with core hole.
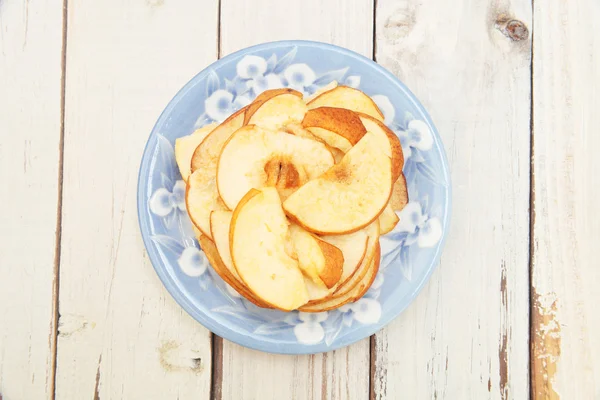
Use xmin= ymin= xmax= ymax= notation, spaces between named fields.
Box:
xmin=217 ymin=125 xmax=334 ymax=209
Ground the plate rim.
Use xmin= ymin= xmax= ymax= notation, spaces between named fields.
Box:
xmin=137 ymin=39 xmax=452 ymax=354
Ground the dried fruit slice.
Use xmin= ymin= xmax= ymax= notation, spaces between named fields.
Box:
xmin=283 ymin=131 xmax=393 ymax=235
xmin=307 ymin=85 xmax=384 ymax=121
xmin=229 ymin=188 xmax=309 ymax=311
xmin=217 ymin=125 xmax=334 ymax=209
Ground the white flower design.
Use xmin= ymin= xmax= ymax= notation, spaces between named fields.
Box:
xmin=350 ymin=298 xmax=382 ymax=324
xmin=398 ymin=119 xmax=434 ymax=160
xmin=372 ymin=94 xmax=395 ymax=125
xmin=204 ymin=89 xmax=251 ymax=122
xmin=382 ymin=202 xmax=442 ymax=251
xmin=235 ymin=55 xmax=284 ymax=96
xmin=178 ymin=247 xmax=209 ymax=277
xmin=284 ymin=64 xmax=316 ymax=93
xmin=247 ymin=73 xmax=284 ymax=96
xmin=345 ymin=75 xmax=361 ymax=88
xmin=337 ymin=298 xmax=382 ymax=325
xmin=293 ymin=312 xmax=328 ymax=344
xmin=149 ymin=180 xmax=186 ymax=217
xmin=236 ymin=55 xmax=267 ymax=79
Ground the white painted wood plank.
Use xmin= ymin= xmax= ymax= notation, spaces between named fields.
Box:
xmin=219 ymin=1 xmax=373 ymax=399
xmin=531 ymin=1 xmax=600 ymax=398
xmin=373 ymin=1 xmax=532 ymax=398
xmin=220 ymin=0 xmax=374 ymax=56
xmin=0 ymin=0 xmax=63 ymax=398
xmin=221 ymin=341 xmax=370 ymax=400
xmin=54 ymin=2 xmax=218 ymax=399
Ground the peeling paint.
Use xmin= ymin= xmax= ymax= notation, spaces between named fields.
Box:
xmin=58 ymin=314 xmax=95 ymax=337
xmin=531 ymin=289 xmax=561 ymax=399
xmin=499 ymin=262 xmax=509 ymax=400
xmin=159 ymin=341 xmax=204 ymax=374
xmin=499 ymin=331 xmax=508 ymax=399
xmin=93 ymin=355 xmax=102 ymax=400
xmin=146 ymin=0 xmax=164 ymax=7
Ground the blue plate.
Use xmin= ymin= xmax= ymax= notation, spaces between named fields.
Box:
xmin=137 ymin=41 xmax=451 ymax=354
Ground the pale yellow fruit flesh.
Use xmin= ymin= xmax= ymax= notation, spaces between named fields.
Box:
xmin=217 ymin=125 xmax=335 ymax=210
xmin=174 ymin=122 xmax=218 ymax=182
xmin=307 ymin=86 xmax=384 ymax=121
xmin=379 ymin=203 xmax=400 ymax=235
xmin=304 ymin=276 xmax=333 ymax=301
xmin=303 ymin=221 xmax=378 ymax=303
xmin=283 ymin=131 xmax=393 ymax=235
xmin=209 ymin=211 xmax=273 ymax=306
xmin=331 ymin=220 xmax=379 ymax=296
xmin=186 ymin=170 xmax=227 ymax=240
xmin=359 ymin=115 xmax=404 ymax=182
xmin=303 ymin=220 xmax=379 ymax=307
xmin=390 ymin=174 xmax=409 ymax=212
xmin=230 ymin=188 xmax=309 ymax=311
xmin=179 ymin=83 xmax=400 ymax=311
xmin=320 ymin=220 xmax=377 ymax=287
xmin=288 ymin=224 xmax=343 ymax=289
xmin=306 ymin=127 xmax=353 ymax=153
xmin=300 ymin=244 xmax=381 ymax=312
xmin=190 ymin=108 xmax=246 ymax=173
xmin=210 ymin=210 xmax=241 ymax=281
xmin=289 ymin=224 xmax=327 ymax=284
xmin=302 ymin=106 xmax=367 ymax=152
xmin=185 ymin=108 xmax=246 ymax=239
xmin=284 ymin=123 xmax=345 ymax=163
xmin=198 ymin=234 xmax=270 ymax=308
xmin=304 ymin=81 xmax=338 ymax=103
xmin=247 ymin=93 xmax=308 ymax=131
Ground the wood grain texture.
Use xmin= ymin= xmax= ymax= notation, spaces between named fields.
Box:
xmin=531 ymin=1 xmax=600 ymax=398
xmin=373 ymin=0 xmax=532 ymax=398
xmin=53 ymin=1 xmax=218 ymax=398
xmin=220 ymin=0 xmax=374 ymax=56
xmin=0 ymin=0 xmax=63 ymax=398
xmin=219 ymin=1 xmax=373 ymax=399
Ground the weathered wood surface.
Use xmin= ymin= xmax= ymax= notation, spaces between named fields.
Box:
xmin=372 ymin=0 xmax=532 ymax=398
xmin=530 ymin=0 xmax=600 ymax=398
xmin=0 ymin=0 xmax=63 ymax=398
xmin=1 ymin=0 xmax=599 ymax=399
xmin=53 ymin=1 xmax=217 ymax=399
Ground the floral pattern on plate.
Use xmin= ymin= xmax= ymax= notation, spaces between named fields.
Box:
xmin=138 ymin=41 xmax=450 ymax=354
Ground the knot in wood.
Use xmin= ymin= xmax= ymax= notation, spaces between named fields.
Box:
xmin=497 ymin=19 xmax=529 ymax=41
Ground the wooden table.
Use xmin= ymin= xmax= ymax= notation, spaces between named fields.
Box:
xmin=1 ymin=0 xmax=598 ymax=399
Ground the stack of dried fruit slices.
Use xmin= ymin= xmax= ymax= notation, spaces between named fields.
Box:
xmin=174 ymin=83 xmax=408 ymax=312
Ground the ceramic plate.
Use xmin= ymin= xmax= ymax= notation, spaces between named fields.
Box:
xmin=137 ymin=41 xmax=451 ymax=354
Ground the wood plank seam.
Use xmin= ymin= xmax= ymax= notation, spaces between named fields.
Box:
xmin=211 ymin=1 xmax=224 ymax=399
xmin=528 ymin=0 xmax=535 ymax=398
xmin=371 ymin=0 xmax=378 ymax=61
xmin=369 ymin=2 xmax=377 ymax=398
xmin=50 ymin=0 xmax=69 ymax=398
